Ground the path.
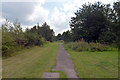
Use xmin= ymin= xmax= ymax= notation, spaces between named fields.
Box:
xmin=53 ymin=43 xmax=78 ymax=78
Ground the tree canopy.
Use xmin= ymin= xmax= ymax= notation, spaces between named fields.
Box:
xmin=69 ymin=2 xmax=118 ymax=44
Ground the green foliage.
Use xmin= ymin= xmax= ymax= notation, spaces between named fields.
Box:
xmin=58 ymin=1 xmax=119 ymax=46
xmin=69 ymin=2 xmax=117 ymax=44
xmin=2 ymin=20 xmax=16 ymax=56
xmin=2 ymin=45 xmax=9 ymax=55
xmin=99 ymin=30 xmax=116 ymax=44
xmin=112 ymin=1 xmax=120 ymax=48
xmin=56 ymin=30 xmax=72 ymax=42
xmin=40 ymin=37 xmax=46 ymax=45
xmin=2 ymin=19 xmax=53 ymax=57
xmin=56 ymin=33 xmax=62 ymax=40
xmin=24 ymin=32 xmax=44 ymax=46
xmin=88 ymin=42 xmax=112 ymax=52
xmin=62 ymin=30 xmax=72 ymax=42
xmin=65 ymin=39 xmax=113 ymax=52
xmin=59 ymin=40 xmax=64 ymax=43
xmin=37 ymin=22 xmax=54 ymax=42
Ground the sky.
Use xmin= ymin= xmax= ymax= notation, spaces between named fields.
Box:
xmin=0 ymin=0 xmax=117 ymax=35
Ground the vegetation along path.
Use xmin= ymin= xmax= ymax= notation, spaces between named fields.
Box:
xmin=53 ymin=43 xmax=78 ymax=78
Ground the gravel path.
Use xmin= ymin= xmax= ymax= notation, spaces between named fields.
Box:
xmin=53 ymin=43 xmax=78 ymax=78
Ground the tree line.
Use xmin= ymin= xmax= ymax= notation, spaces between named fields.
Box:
xmin=1 ymin=19 xmax=54 ymax=56
xmin=56 ymin=1 xmax=120 ymax=47
xmin=1 ymin=1 xmax=120 ymax=56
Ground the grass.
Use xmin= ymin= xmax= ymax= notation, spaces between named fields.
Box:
xmin=50 ymin=70 xmax=67 ymax=78
xmin=63 ymin=43 xmax=118 ymax=78
xmin=3 ymin=42 xmax=67 ymax=78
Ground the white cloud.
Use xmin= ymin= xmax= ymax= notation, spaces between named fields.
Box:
xmin=50 ymin=7 xmax=66 ymax=26
xmin=21 ymin=25 xmax=33 ymax=31
xmin=27 ymin=1 xmax=49 ymax=24
xmin=0 ymin=17 xmax=33 ymax=32
xmin=63 ymin=0 xmax=116 ymax=12
xmin=26 ymin=2 xmax=74 ymax=35
xmin=47 ymin=7 xmax=70 ymax=35
xmin=63 ymin=0 xmax=83 ymax=12
xmin=2 ymin=0 xmax=45 ymax=2
xmin=0 ymin=17 xmax=6 ymax=26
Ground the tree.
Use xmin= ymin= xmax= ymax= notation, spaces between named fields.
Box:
xmin=13 ymin=19 xmax=25 ymax=45
xmin=70 ymin=2 xmax=116 ymax=43
xmin=62 ymin=30 xmax=72 ymax=42
xmin=112 ymin=1 xmax=120 ymax=47
xmin=37 ymin=22 xmax=54 ymax=42
xmin=2 ymin=19 xmax=16 ymax=55
xmin=56 ymin=33 xmax=62 ymax=41
xmin=24 ymin=32 xmax=44 ymax=46
xmin=24 ymin=24 xmax=45 ymax=46
xmin=24 ymin=22 xmax=54 ymax=46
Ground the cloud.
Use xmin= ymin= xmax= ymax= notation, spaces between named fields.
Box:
xmin=2 ymin=0 xmax=45 ymax=3
xmin=63 ymin=0 xmax=116 ymax=12
xmin=27 ymin=3 xmax=49 ymax=25
xmin=21 ymin=25 xmax=33 ymax=31
xmin=0 ymin=17 xmax=6 ymax=25
xmin=47 ymin=7 xmax=71 ymax=35
xmin=2 ymin=1 xmax=46 ymax=26
xmin=2 ymin=2 xmax=37 ymax=25
xmin=2 ymin=0 xmax=116 ymax=35
xmin=2 ymin=1 xmax=73 ymax=35
xmin=50 ymin=7 xmax=67 ymax=27
xmin=63 ymin=0 xmax=85 ymax=12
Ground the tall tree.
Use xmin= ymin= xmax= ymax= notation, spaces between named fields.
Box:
xmin=62 ymin=30 xmax=72 ymax=42
xmin=13 ymin=19 xmax=25 ymax=45
xmin=37 ymin=22 xmax=54 ymax=42
xmin=112 ymin=1 xmax=120 ymax=47
xmin=70 ymin=2 xmax=116 ymax=43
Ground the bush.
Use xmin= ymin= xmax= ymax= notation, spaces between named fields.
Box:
xmin=66 ymin=39 xmax=113 ymax=52
xmin=1 ymin=20 xmax=49 ymax=57
xmin=24 ymin=32 xmax=45 ymax=46
xmin=89 ymin=42 xmax=112 ymax=51
xmin=69 ymin=39 xmax=89 ymax=51
xmin=2 ymin=45 xmax=9 ymax=54
xmin=37 ymin=37 xmax=45 ymax=46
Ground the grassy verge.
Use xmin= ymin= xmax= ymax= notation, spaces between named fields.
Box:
xmin=63 ymin=43 xmax=118 ymax=78
xmin=50 ymin=70 xmax=67 ymax=78
xmin=3 ymin=42 xmax=61 ymax=78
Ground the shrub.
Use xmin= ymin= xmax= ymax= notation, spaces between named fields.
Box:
xmin=66 ymin=39 xmax=113 ymax=52
xmin=24 ymin=32 xmax=45 ymax=46
xmin=70 ymin=39 xmax=89 ymax=51
xmin=2 ymin=45 xmax=9 ymax=54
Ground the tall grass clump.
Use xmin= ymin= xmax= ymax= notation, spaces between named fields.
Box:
xmin=88 ymin=42 xmax=112 ymax=51
xmin=66 ymin=39 xmax=113 ymax=52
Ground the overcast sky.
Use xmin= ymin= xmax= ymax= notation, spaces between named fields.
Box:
xmin=1 ymin=0 xmax=117 ymax=35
